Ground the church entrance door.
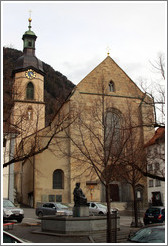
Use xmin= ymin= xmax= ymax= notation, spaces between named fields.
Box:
xmin=110 ymin=184 xmax=119 ymax=201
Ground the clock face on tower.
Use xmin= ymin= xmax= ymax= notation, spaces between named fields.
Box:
xmin=25 ymin=69 xmax=36 ymax=79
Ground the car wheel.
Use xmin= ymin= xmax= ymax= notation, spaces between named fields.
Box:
xmin=38 ymin=212 xmax=43 ymax=218
xmin=17 ymin=218 xmax=23 ymax=223
xmin=99 ymin=211 xmax=104 ymax=215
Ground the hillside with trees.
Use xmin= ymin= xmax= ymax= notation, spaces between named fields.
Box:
xmin=3 ymin=47 xmax=75 ymax=125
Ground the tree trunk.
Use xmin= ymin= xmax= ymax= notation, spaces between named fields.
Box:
xmin=133 ymin=185 xmax=138 ymax=227
xmin=106 ymin=183 xmax=112 ymax=242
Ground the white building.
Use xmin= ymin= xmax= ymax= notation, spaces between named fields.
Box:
xmin=3 ymin=122 xmax=18 ymax=203
xmin=145 ymin=127 xmax=165 ymax=206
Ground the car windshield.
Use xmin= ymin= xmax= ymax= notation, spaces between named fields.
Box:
xmin=130 ymin=227 xmax=165 ymax=243
xmin=55 ymin=203 xmax=68 ymax=209
xmin=96 ymin=203 xmax=107 ymax=209
xmin=3 ymin=200 xmax=15 ymax=208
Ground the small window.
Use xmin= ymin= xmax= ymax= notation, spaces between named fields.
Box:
xmin=148 ymin=164 xmax=153 ymax=171
xmin=154 ymin=162 xmax=160 ymax=170
xmin=26 ymin=82 xmax=34 ymax=100
xmin=109 ymin=81 xmax=115 ymax=92
xmin=56 ymin=195 xmax=62 ymax=202
xmin=149 ymin=180 xmax=154 ymax=187
xmin=28 ymin=41 xmax=32 ymax=47
xmin=49 ymin=195 xmax=55 ymax=202
xmin=155 ymin=179 xmax=161 ymax=187
xmin=3 ymin=138 xmax=6 ymax=147
xmin=53 ymin=169 xmax=64 ymax=189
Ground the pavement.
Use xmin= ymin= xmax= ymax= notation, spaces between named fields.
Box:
xmin=3 ymin=208 xmax=144 ymax=244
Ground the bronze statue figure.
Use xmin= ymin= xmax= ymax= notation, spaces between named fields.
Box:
xmin=73 ymin=182 xmax=88 ymax=206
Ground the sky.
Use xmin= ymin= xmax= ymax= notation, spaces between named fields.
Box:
xmin=2 ymin=1 xmax=167 ymax=86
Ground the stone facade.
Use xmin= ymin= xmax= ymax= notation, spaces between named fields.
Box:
xmin=12 ymin=70 xmax=45 ymax=138
xmin=14 ymin=55 xmax=154 ymax=208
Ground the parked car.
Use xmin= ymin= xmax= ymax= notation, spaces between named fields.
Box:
xmin=88 ymin=202 xmax=118 ymax=215
xmin=128 ymin=224 xmax=165 ymax=243
xmin=143 ymin=206 xmax=165 ymax=225
xmin=3 ymin=199 xmax=24 ymax=223
xmin=3 ymin=231 xmax=31 ymax=243
xmin=36 ymin=202 xmax=73 ymax=217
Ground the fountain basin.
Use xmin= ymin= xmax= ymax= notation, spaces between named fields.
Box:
xmin=41 ymin=214 xmax=120 ymax=235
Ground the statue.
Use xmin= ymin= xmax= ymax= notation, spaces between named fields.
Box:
xmin=73 ymin=182 xmax=88 ymax=206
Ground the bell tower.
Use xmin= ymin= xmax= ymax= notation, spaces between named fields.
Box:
xmin=12 ymin=17 xmax=45 ymax=137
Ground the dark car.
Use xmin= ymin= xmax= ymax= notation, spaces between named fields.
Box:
xmin=36 ymin=202 xmax=73 ymax=217
xmin=3 ymin=231 xmax=31 ymax=243
xmin=143 ymin=206 xmax=165 ymax=225
xmin=3 ymin=199 xmax=24 ymax=223
xmin=128 ymin=224 xmax=165 ymax=243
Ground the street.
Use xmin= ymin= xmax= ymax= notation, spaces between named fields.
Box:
xmin=22 ymin=208 xmax=144 ymax=226
xmin=3 ymin=208 xmax=143 ymax=243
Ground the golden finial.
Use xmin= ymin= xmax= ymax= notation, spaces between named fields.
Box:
xmin=28 ymin=10 xmax=32 ymax=30
xmin=106 ymin=46 xmax=111 ymax=56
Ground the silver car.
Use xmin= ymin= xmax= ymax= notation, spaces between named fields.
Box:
xmin=88 ymin=202 xmax=118 ymax=215
xmin=3 ymin=199 xmax=24 ymax=223
xmin=36 ymin=202 xmax=72 ymax=217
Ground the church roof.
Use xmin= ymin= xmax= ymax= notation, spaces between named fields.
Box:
xmin=14 ymin=54 xmax=44 ymax=74
xmin=144 ymin=127 xmax=165 ymax=147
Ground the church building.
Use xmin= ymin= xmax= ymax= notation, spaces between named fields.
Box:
xmin=12 ymin=18 xmax=155 ymax=209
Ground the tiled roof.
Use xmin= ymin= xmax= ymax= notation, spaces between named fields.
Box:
xmin=144 ymin=127 xmax=165 ymax=147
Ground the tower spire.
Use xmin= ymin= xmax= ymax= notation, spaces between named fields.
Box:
xmin=22 ymin=12 xmax=37 ymax=54
xmin=28 ymin=10 xmax=32 ymax=31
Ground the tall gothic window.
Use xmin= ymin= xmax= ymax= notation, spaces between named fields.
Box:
xmin=26 ymin=82 xmax=34 ymax=100
xmin=105 ymin=109 xmax=121 ymax=156
xmin=53 ymin=169 xmax=64 ymax=189
xmin=109 ymin=81 xmax=115 ymax=92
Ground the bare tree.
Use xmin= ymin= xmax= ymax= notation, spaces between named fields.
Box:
xmin=135 ymin=53 xmax=165 ymax=182
xmin=3 ymin=99 xmax=75 ymax=169
xmin=139 ymin=53 xmax=165 ymax=127
xmin=55 ymin=74 xmax=153 ymax=241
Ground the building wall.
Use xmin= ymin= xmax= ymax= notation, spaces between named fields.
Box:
xmin=29 ymin=125 xmax=71 ymax=206
xmin=3 ymin=134 xmax=16 ymax=203
xmin=3 ymin=136 xmax=10 ymax=199
xmin=147 ymin=140 xmax=165 ymax=206
xmin=68 ymin=56 xmax=154 ymax=206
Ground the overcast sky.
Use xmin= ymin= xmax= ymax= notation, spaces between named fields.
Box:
xmin=2 ymin=1 xmax=167 ymax=85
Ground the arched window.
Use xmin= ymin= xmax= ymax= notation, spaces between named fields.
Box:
xmin=26 ymin=82 xmax=34 ymax=100
xmin=109 ymin=81 xmax=115 ymax=92
xmin=53 ymin=169 xmax=64 ymax=189
xmin=105 ymin=109 xmax=121 ymax=156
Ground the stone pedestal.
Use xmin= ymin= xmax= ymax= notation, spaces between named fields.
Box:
xmin=73 ymin=206 xmax=89 ymax=217
xmin=41 ymin=214 xmax=120 ymax=235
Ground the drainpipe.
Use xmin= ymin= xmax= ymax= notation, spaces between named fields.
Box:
xmin=33 ymin=154 xmax=35 ymax=208
xmin=8 ymin=134 xmax=15 ymax=203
